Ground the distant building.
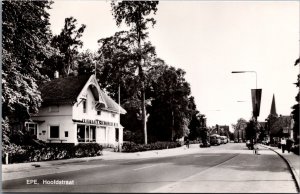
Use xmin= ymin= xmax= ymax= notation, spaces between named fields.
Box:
xmin=25 ymin=74 xmax=126 ymax=146
xmin=270 ymin=115 xmax=293 ymax=139
xmin=266 ymin=94 xmax=294 ymax=143
xmin=210 ymin=125 xmax=230 ymax=137
xmin=233 ymin=121 xmax=247 ymax=141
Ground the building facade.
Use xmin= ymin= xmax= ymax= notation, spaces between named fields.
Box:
xmin=26 ymin=74 xmax=126 ymax=146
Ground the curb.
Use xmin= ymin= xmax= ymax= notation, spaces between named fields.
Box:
xmin=261 ymin=145 xmax=300 ymax=192
xmin=2 ymin=145 xmax=201 ymax=173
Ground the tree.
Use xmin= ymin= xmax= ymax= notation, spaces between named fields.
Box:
xmin=147 ymin=65 xmax=193 ymax=141
xmin=2 ymin=0 xmax=54 ymax=143
xmin=111 ymin=1 xmax=159 ymax=144
xmin=76 ymin=50 xmax=99 ymax=76
xmin=245 ymin=119 xmax=258 ymax=142
xmin=45 ymin=17 xmax=86 ymax=78
xmin=188 ymin=97 xmax=201 ymax=140
xmin=291 ymin=58 xmax=299 ymax=144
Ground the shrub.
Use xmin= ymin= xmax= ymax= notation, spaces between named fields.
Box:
xmin=291 ymin=144 xmax=299 ymax=155
xmin=2 ymin=143 xmax=103 ymax=164
xmin=74 ymin=143 xmax=103 ymax=158
xmin=122 ymin=141 xmax=181 ymax=152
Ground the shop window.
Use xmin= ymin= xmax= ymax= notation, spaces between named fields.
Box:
xmin=25 ymin=122 xmax=37 ymax=136
xmin=77 ymin=125 xmax=96 ymax=142
xmin=83 ymin=100 xmax=87 ymax=113
xmin=49 ymin=105 xmax=59 ymax=112
xmin=50 ymin=126 xmax=59 ymax=138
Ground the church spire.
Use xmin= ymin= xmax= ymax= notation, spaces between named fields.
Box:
xmin=270 ymin=94 xmax=278 ymax=117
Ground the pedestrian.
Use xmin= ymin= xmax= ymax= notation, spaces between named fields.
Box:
xmin=186 ymin=138 xmax=190 ymax=149
xmin=253 ymin=143 xmax=259 ymax=155
xmin=286 ymin=138 xmax=293 ymax=153
xmin=280 ymin=137 xmax=286 ymax=153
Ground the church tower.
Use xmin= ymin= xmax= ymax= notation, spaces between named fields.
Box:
xmin=270 ymin=94 xmax=278 ymax=117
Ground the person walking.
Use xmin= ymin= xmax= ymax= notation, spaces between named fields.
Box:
xmin=186 ymin=138 xmax=190 ymax=149
xmin=286 ymin=138 xmax=293 ymax=153
xmin=280 ymin=137 xmax=286 ymax=153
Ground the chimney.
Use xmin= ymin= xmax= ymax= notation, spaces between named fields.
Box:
xmin=54 ymin=71 xmax=59 ymax=79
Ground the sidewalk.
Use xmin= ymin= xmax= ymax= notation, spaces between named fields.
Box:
xmin=2 ymin=144 xmax=202 ymax=180
xmin=261 ymin=144 xmax=300 ymax=190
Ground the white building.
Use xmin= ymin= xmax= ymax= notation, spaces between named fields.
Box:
xmin=26 ymin=74 xmax=126 ymax=146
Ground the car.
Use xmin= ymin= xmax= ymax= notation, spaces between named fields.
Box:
xmin=200 ymin=141 xmax=211 ymax=148
xmin=246 ymin=140 xmax=253 ymax=150
xmin=210 ymin=134 xmax=221 ymax=145
xmin=220 ymin=136 xmax=228 ymax=144
xmin=234 ymin=138 xmax=238 ymax=143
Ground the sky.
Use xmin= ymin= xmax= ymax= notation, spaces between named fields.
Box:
xmin=49 ymin=0 xmax=300 ymax=131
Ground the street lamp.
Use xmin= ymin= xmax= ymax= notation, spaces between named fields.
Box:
xmin=231 ymin=71 xmax=257 ymax=89
xmin=232 ymin=70 xmax=261 ymax=147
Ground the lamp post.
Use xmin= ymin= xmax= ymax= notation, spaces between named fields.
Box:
xmin=232 ymin=70 xmax=260 ymax=147
xmin=231 ymin=71 xmax=257 ymax=89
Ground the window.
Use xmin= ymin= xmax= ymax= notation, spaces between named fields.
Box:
xmin=50 ymin=126 xmax=59 ymax=138
xmin=77 ymin=124 xmax=96 ymax=142
xmin=112 ymin=114 xmax=116 ymax=118
xmin=115 ymin=128 xmax=119 ymax=142
xmin=97 ymin=111 xmax=101 ymax=115
xmin=83 ymin=100 xmax=87 ymax=113
xmin=65 ymin=131 xmax=68 ymax=137
xmin=49 ymin=105 xmax=59 ymax=112
xmin=25 ymin=122 xmax=37 ymax=136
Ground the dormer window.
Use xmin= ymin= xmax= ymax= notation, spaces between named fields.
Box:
xmin=97 ymin=111 xmax=101 ymax=115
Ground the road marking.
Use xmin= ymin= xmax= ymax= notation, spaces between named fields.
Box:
xmin=194 ymin=154 xmax=221 ymax=157
xmin=151 ymin=154 xmax=239 ymax=192
xmin=133 ymin=164 xmax=157 ymax=171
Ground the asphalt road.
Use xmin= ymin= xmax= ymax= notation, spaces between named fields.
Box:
xmin=2 ymin=143 xmax=298 ymax=193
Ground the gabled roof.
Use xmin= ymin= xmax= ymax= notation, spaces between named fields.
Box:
xmin=99 ymin=90 xmax=126 ymax=114
xmin=39 ymin=75 xmax=90 ymax=106
xmin=39 ymin=75 xmax=126 ymax=114
xmin=270 ymin=115 xmax=292 ymax=136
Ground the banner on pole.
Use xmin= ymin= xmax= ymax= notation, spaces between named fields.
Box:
xmin=251 ymin=89 xmax=262 ymax=117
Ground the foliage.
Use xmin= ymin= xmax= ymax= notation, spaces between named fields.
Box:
xmin=2 ymin=1 xmax=54 ymax=123
xmin=76 ymin=50 xmax=99 ymax=76
xmin=291 ymin=144 xmax=299 ymax=155
xmin=111 ymin=1 xmax=159 ymax=144
xmin=122 ymin=141 xmax=181 ymax=153
xmin=44 ymin=16 xmax=86 ymax=78
xmin=147 ymin=65 xmax=193 ymax=141
xmin=245 ymin=119 xmax=258 ymax=140
xmin=2 ymin=143 xmax=103 ymax=164
xmin=291 ymin=58 xmax=299 ymax=144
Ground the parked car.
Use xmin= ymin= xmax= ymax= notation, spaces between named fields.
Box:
xmin=246 ymin=140 xmax=253 ymax=150
xmin=200 ymin=141 xmax=211 ymax=148
xmin=210 ymin=134 xmax=221 ymax=145
xmin=220 ymin=136 xmax=228 ymax=144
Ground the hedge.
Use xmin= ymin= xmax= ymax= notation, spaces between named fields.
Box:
xmin=122 ymin=141 xmax=181 ymax=152
xmin=291 ymin=144 xmax=299 ymax=155
xmin=2 ymin=143 xmax=103 ymax=164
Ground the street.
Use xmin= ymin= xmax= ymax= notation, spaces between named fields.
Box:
xmin=2 ymin=143 xmax=298 ymax=193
